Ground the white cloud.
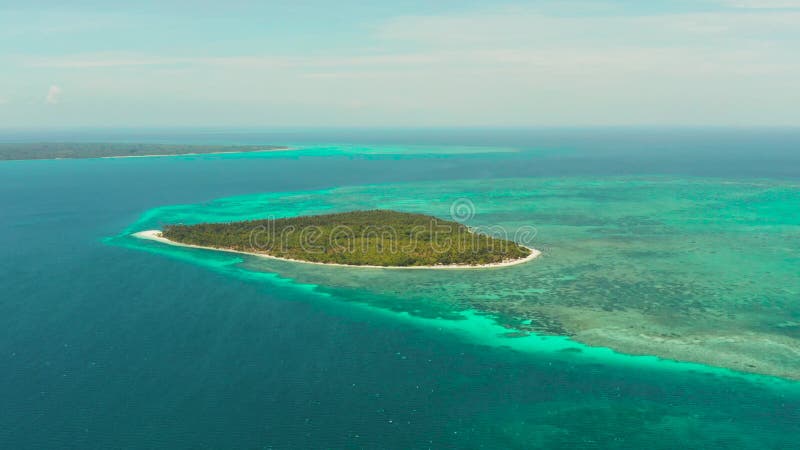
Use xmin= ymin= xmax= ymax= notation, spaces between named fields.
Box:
xmin=23 ymin=53 xmax=436 ymax=70
xmin=721 ymin=0 xmax=800 ymax=8
xmin=22 ymin=53 xmax=311 ymax=70
xmin=376 ymin=8 xmax=800 ymax=48
xmin=45 ymin=85 xmax=62 ymax=104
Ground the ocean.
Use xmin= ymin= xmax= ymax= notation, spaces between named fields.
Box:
xmin=1 ymin=128 xmax=799 ymax=448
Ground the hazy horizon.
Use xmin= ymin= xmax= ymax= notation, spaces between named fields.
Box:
xmin=3 ymin=0 xmax=800 ymax=128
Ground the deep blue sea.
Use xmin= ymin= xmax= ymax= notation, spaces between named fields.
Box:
xmin=1 ymin=129 xmax=799 ymax=449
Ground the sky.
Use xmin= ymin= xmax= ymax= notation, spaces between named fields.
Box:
xmin=1 ymin=0 xmax=800 ymax=128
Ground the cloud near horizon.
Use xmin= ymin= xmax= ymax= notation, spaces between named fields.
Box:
xmin=45 ymin=85 xmax=62 ymax=104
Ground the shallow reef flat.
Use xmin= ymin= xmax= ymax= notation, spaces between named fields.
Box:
xmin=120 ymin=176 xmax=800 ymax=380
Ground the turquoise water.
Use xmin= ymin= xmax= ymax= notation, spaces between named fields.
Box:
xmin=2 ymin=129 xmax=800 ymax=448
xmin=115 ymin=176 xmax=800 ymax=381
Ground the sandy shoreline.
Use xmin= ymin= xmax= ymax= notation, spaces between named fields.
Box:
xmin=133 ymin=229 xmax=541 ymax=269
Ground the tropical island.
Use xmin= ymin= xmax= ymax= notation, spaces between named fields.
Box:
xmin=135 ymin=210 xmax=540 ymax=268
xmin=0 ymin=142 xmax=290 ymax=160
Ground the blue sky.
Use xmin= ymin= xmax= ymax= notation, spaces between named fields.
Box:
xmin=2 ymin=0 xmax=799 ymax=127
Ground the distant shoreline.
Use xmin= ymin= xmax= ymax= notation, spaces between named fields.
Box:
xmin=133 ymin=229 xmax=541 ymax=269
xmin=0 ymin=143 xmax=292 ymax=161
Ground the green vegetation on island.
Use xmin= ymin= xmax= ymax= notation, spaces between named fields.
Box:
xmin=162 ymin=210 xmax=532 ymax=267
xmin=0 ymin=142 xmax=289 ymax=160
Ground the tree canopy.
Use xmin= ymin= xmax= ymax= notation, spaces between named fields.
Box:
xmin=162 ymin=210 xmax=531 ymax=267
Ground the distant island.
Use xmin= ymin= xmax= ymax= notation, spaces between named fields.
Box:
xmin=0 ymin=142 xmax=290 ymax=161
xmin=135 ymin=210 xmax=540 ymax=268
